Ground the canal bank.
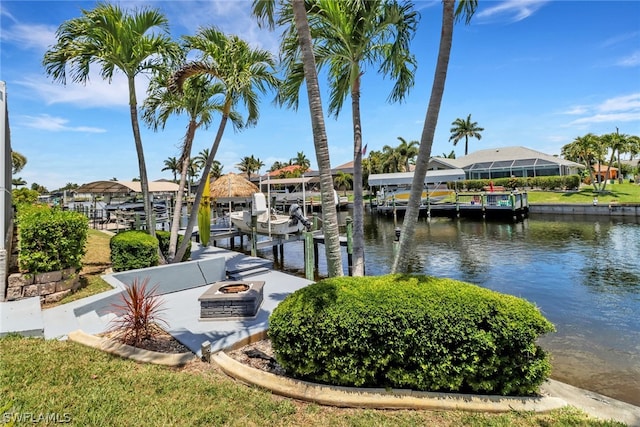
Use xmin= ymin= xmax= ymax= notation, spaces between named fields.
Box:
xmin=530 ymin=203 xmax=640 ymax=217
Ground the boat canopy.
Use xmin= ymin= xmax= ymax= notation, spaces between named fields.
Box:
xmin=368 ymin=169 xmax=466 ymax=187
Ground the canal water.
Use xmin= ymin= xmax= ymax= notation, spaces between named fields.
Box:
xmin=252 ymin=211 xmax=640 ymax=406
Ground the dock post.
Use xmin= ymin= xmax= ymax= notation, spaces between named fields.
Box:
xmin=251 ymin=214 xmax=258 ymax=256
xmin=346 ymin=217 xmax=353 ymax=276
xmin=314 ymin=239 xmax=319 ymax=272
xmin=481 ymin=194 xmax=486 ymax=219
xmin=455 ymin=193 xmax=460 ymax=218
xmin=312 ymin=213 xmax=318 ymax=231
xmin=272 ymin=245 xmax=279 ymax=263
xmin=303 ymin=231 xmax=314 ymax=280
xmin=392 ymin=195 xmax=397 ymax=226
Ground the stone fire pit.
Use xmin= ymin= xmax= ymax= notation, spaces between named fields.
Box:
xmin=198 ymin=281 xmax=265 ymax=320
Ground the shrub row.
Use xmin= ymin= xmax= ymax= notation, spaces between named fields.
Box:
xmin=17 ymin=204 xmax=88 ymax=273
xmin=448 ymin=175 xmax=581 ymax=191
xmin=269 ymin=275 xmax=555 ymax=396
xmin=110 ymin=230 xmax=191 ymax=272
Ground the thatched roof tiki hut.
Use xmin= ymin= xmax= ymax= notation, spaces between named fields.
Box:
xmin=209 ymin=173 xmax=259 ymax=215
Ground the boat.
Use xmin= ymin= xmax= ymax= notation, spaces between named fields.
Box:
xmin=230 ymin=193 xmax=311 ymax=235
xmin=368 ymin=169 xmax=466 ymax=215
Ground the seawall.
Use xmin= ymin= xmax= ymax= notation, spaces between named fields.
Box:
xmin=529 ymin=203 xmax=640 ymax=218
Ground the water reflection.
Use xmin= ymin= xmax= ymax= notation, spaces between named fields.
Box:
xmin=251 ymin=211 xmax=640 ymax=405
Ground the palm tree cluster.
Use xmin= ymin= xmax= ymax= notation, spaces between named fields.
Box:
xmin=365 ymin=137 xmax=420 ymax=175
xmin=42 ymin=0 xmax=479 ymax=274
xmin=562 ymin=130 xmax=640 ymax=192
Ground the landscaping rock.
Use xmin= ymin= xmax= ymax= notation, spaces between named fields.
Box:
xmin=35 ymin=271 xmax=63 ymax=284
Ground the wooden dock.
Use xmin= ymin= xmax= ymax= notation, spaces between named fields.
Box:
xmin=373 ymin=192 xmax=529 ymax=221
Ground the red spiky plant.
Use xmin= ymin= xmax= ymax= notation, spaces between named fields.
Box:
xmin=109 ymin=277 xmax=168 ymax=347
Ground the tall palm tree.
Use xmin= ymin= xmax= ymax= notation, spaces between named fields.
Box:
xmin=291 ymin=151 xmax=310 ymax=173
xmin=392 ymin=0 xmax=478 ymax=274
xmin=162 ymin=156 xmax=180 ymax=182
xmin=43 ymin=2 xmax=181 ymax=235
xmin=277 ymin=0 xmax=417 ymax=276
xmin=396 ymin=137 xmax=419 ymax=172
xmin=143 ymin=69 xmax=232 ymax=262
xmin=11 ymin=151 xmax=27 ymax=174
xmin=253 ymin=0 xmax=344 ymax=277
xmin=449 ymin=113 xmax=484 ymax=156
xmin=169 ymin=27 xmax=278 ymax=262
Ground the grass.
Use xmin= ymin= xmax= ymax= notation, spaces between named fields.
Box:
xmin=0 ymin=335 xmax=625 ymax=427
xmin=43 ymin=229 xmax=113 ymax=308
xmin=526 ymin=182 xmax=640 ymax=204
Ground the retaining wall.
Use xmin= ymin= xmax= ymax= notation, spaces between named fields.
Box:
xmin=529 ymin=203 xmax=640 ymax=218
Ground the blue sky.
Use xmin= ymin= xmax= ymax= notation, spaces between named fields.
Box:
xmin=1 ymin=0 xmax=639 ymax=191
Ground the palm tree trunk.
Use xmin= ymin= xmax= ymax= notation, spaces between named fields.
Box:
xmin=292 ymin=0 xmax=343 ymax=277
xmin=464 ymin=135 xmax=469 ymax=156
xmin=168 ymin=120 xmax=197 ymax=262
xmin=351 ymin=76 xmax=365 ymax=276
xmin=392 ymin=0 xmax=454 ymax=273
xmin=174 ymin=112 xmax=229 ymax=263
xmin=128 ymin=76 xmax=156 ymax=240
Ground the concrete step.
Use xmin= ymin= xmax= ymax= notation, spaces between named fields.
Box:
xmin=0 ymin=297 xmax=44 ymax=337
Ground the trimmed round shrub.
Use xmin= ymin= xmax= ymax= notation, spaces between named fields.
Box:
xmin=110 ymin=231 xmax=159 ymax=272
xmin=269 ymin=274 xmax=555 ymax=396
xmin=156 ymin=230 xmax=191 ymax=262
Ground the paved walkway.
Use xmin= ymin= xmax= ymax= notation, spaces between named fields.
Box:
xmin=1 ymin=243 xmax=638 ymax=425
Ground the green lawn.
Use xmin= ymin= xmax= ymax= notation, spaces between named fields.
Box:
xmin=0 ymin=336 xmax=624 ymax=426
xmin=526 ymin=182 xmax=640 ymax=204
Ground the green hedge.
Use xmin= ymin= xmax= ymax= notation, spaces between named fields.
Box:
xmin=156 ymin=230 xmax=191 ymax=262
xmin=448 ymin=175 xmax=581 ymax=191
xmin=269 ymin=275 xmax=554 ymax=396
xmin=110 ymin=231 xmax=159 ymax=272
xmin=17 ymin=204 xmax=88 ymax=273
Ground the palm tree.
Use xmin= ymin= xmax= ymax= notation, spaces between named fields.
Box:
xmin=237 ymin=155 xmax=264 ymax=180
xmin=43 ymin=2 xmax=181 ymax=235
xmin=392 ymin=0 xmax=478 ymax=274
xmin=334 ymin=171 xmax=353 ymax=196
xmin=449 ymin=113 xmax=484 ymax=156
xmin=381 ymin=144 xmax=402 ymax=173
xmin=396 ymin=137 xmax=419 ymax=172
xmin=210 ymin=160 xmax=224 ymax=180
xmin=11 ymin=151 xmax=27 ymax=174
xmin=12 ymin=177 xmax=26 ymax=187
xmin=291 ymin=151 xmax=310 ymax=173
xmin=253 ymin=0 xmax=344 ymax=277
xmin=169 ymin=27 xmax=278 ymax=262
xmin=276 ymin=0 xmax=417 ymax=276
xmin=269 ymin=160 xmax=285 ymax=172
xmin=441 ymin=150 xmax=456 ymax=159
xmin=162 ymin=157 xmax=180 ymax=182
xmin=194 ymin=148 xmax=211 ymax=172
xmin=562 ymin=133 xmax=600 ymax=191
xmin=143 ymin=67 xmax=231 ymax=262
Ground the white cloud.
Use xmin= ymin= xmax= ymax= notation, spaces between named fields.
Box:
xmin=597 ymin=93 xmax=640 ymax=113
xmin=562 ymin=106 xmax=589 ymax=115
xmin=18 ymin=71 xmax=148 ymax=108
xmin=617 ymin=50 xmax=640 ymax=67
xmin=0 ymin=23 xmax=57 ymax=50
xmin=476 ymin=0 xmax=549 ymax=24
xmin=17 ymin=114 xmax=106 ymax=133
xmin=601 ymin=31 xmax=640 ymax=48
xmin=569 ymin=112 xmax=640 ymax=126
